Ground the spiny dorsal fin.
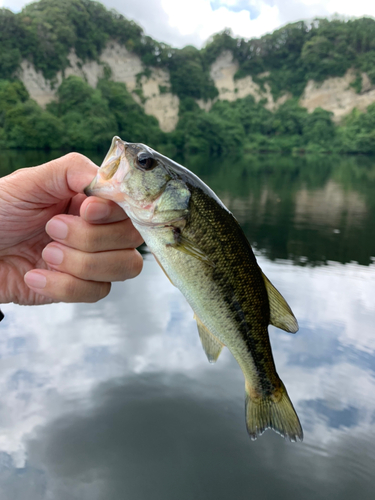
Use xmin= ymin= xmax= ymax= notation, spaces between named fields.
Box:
xmin=261 ymin=271 xmax=299 ymax=333
xmin=194 ymin=314 xmax=224 ymax=363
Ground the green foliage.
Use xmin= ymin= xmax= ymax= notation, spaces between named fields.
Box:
xmin=2 ymin=1 xmax=375 ymax=154
xmin=0 ymin=0 xmax=171 ymax=81
xmin=2 ymin=1 xmax=375 ymax=101
xmin=202 ymin=29 xmax=238 ymax=66
xmin=2 ymin=100 xmax=64 ymax=149
xmin=97 ymin=79 xmax=164 ymax=145
xmin=168 ymin=46 xmax=218 ymax=101
xmin=0 ymin=80 xmax=28 ymax=116
xmin=350 ymin=73 xmax=362 ymax=93
xmin=2 ymin=71 xmax=375 ymax=155
xmin=336 ymin=104 xmax=375 ymax=153
xmin=303 ymin=107 xmax=336 ymax=147
xmin=0 ymin=75 xmax=166 ymax=151
xmin=0 ymin=80 xmax=62 ymax=149
xmin=0 ymin=9 xmax=24 ymax=79
xmin=202 ymin=17 xmax=375 ymax=98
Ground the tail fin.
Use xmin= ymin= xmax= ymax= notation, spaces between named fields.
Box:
xmin=245 ymin=382 xmax=303 ymax=442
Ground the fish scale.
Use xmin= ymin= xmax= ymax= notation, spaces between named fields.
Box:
xmin=84 ymin=136 xmax=303 ymax=442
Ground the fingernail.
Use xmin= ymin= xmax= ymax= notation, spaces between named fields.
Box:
xmin=24 ymin=271 xmax=47 ymax=289
xmin=85 ymin=202 xmax=111 ymax=222
xmin=42 ymin=246 xmax=64 ymax=265
xmin=46 ymin=219 xmax=68 ymax=240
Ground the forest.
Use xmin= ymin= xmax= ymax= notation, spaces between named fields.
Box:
xmin=1 ymin=0 xmax=375 ymax=155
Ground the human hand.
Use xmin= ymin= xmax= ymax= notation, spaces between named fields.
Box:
xmin=0 ymin=153 xmax=143 ymax=306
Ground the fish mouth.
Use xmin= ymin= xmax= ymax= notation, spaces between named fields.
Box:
xmin=84 ymin=137 xmax=130 ymax=200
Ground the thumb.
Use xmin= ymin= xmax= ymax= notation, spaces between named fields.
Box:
xmin=4 ymin=153 xmax=99 ymax=204
xmin=37 ymin=152 xmax=99 ymax=200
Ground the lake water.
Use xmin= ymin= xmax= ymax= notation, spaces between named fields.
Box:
xmin=0 ymin=151 xmax=375 ymax=499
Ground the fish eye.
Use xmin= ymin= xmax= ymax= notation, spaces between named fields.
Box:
xmin=136 ymin=154 xmax=156 ymax=171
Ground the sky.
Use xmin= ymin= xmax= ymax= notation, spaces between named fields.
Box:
xmin=1 ymin=0 xmax=375 ymax=48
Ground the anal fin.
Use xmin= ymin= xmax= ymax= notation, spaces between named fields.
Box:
xmin=194 ymin=314 xmax=224 ymax=363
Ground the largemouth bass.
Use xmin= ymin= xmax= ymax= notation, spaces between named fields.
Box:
xmin=85 ymin=137 xmax=303 ymax=441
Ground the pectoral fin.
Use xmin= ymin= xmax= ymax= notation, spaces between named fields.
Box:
xmin=194 ymin=314 xmax=224 ymax=363
xmin=261 ymin=271 xmax=299 ymax=333
xmin=169 ymin=233 xmax=215 ymax=267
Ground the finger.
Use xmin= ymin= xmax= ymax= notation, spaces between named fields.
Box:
xmin=80 ymin=196 xmax=128 ymax=224
xmin=39 ymin=152 xmax=99 ymax=197
xmin=3 ymin=153 xmax=99 ymax=208
xmin=24 ymin=270 xmax=111 ymax=303
xmin=67 ymin=193 xmax=87 ymax=216
xmin=45 ymin=214 xmax=144 ymax=252
xmin=42 ymin=243 xmax=143 ymax=282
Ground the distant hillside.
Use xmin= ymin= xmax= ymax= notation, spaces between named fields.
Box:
xmin=1 ymin=0 xmax=375 ymax=154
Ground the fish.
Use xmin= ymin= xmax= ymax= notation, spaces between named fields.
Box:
xmin=84 ymin=136 xmax=303 ymax=441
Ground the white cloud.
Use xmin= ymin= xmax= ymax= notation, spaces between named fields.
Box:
xmin=1 ymin=0 xmax=375 ymax=48
xmin=161 ymin=0 xmax=280 ymax=44
xmin=326 ymin=0 xmax=375 ymax=18
xmin=1 ymin=253 xmax=375 ymax=466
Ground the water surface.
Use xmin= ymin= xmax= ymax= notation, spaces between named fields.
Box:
xmin=0 ymin=151 xmax=374 ymax=499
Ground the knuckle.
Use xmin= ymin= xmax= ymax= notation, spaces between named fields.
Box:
xmin=135 ymin=233 xmax=144 ymax=248
xmin=79 ymin=227 xmax=99 ymax=252
xmin=80 ymin=253 xmax=96 ymax=279
xmin=64 ymin=152 xmax=86 ymax=165
xmin=89 ymin=282 xmax=111 ymax=303
xmin=63 ymin=276 xmax=80 ymax=301
xmin=117 ymin=220 xmax=143 ymax=249
xmin=126 ymin=220 xmax=144 ymax=247
xmin=62 ymin=275 xmax=110 ymax=303
xmin=131 ymin=227 xmax=144 ymax=248
xmin=127 ymin=250 xmax=143 ymax=279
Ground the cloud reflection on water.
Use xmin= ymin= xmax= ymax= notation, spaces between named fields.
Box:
xmin=0 ymin=253 xmax=374 ymax=498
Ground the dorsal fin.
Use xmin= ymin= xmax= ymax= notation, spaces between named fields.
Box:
xmin=194 ymin=314 xmax=225 ymax=363
xmin=261 ymin=271 xmax=299 ymax=333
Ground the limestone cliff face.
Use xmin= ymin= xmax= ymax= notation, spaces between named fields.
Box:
xmin=18 ymin=45 xmax=375 ymax=132
xmin=19 ymin=42 xmax=179 ymax=133
xmin=200 ymin=51 xmax=291 ymax=112
xmin=300 ymin=69 xmax=375 ymax=122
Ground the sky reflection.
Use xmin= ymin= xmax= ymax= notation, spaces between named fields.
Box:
xmin=0 ymin=253 xmax=375 ymax=499
xmin=1 ymin=152 xmax=375 ymax=498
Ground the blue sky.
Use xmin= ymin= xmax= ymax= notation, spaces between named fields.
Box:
xmin=1 ymin=0 xmax=375 ymax=47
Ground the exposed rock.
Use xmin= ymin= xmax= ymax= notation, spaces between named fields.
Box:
xmin=100 ymin=42 xmax=143 ymax=92
xmin=19 ymin=61 xmax=59 ymax=108
xmin=196 ymin=99 xmax=213 ymax=112
xmin=18 ymin=42 xmax=178 ymax=133
xmin=65 ymin=50 xmax=104 ymax=88
xmin=141 ymin=69 xmax=179 ymax=132
xmin=207 ymin=51 xmax=290 ymax=111
xmin=300 ymin=69 xmax=375 ymax=122
xmin=361 ymin=72 xmax=372 ymax=93
xmin=18 ymin=45 xmax=375 ymax=132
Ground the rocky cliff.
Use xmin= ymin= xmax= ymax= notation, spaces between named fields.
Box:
xmin=19 ymin=44 xmax=375 ymax=132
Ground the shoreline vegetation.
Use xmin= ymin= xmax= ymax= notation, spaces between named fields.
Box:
xmin=1 ymin=0 xmax=375 ymax=156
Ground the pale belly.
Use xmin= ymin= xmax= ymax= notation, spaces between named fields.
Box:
xmin=136 ymin=223 xmax=260 ymax=373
